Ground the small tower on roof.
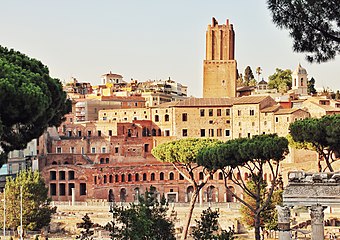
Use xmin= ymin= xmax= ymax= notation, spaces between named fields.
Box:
xmin=292 ymin=63 xmax=308 ymax=95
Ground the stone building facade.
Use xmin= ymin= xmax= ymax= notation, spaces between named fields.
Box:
xmin=39 ymin=95 xmax=313 ymax=203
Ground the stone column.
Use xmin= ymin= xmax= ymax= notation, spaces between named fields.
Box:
xmin=310 ymin=204 xmax=325 ymax=240
xmin=277 ymin=205 xmax=291 ymax=240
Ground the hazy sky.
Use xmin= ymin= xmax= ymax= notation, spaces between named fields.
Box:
xmin=1 ymin=0 xmax=339 ymax=97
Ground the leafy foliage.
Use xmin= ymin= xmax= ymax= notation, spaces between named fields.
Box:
xmin=152 ymin=138 xmax=221 ymax=240
xmin=76 ymin=214 xmax=94 ymax=240
xmin=307 ymin=77 xmax=317 ymax=95
xmin=0 ymin=45 xmax=71 ymax=166
xmin=268 ymin=68 xmax=292 ymax=93
xmin=106 ymin=186 xmax=175 ymax=240
xmin=267 ymin=0 xmax=340 ymax=63
xmin=240 ymin=180 xmax=282 ymax=231
xmin=0 ymin=170 xmax=56 ymax=231
xmin=289 ymin=114 xmax=340 ymax=171
xmin=197 ymin=134 xmax=288 ymax=240
xmin=191 ymin=207 xmax=234 ymax=240
xmin=244 ymin=66 xmax=255 ymax=86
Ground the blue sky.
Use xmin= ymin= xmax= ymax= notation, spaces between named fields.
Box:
xmin=1 ymin=0 xmax=339 ymax=97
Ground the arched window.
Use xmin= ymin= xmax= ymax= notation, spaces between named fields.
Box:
xmin=135 ymin=173 xmax=139 ymax=182
xmin=160 ymin=172 xmax=164 ymax=181
xmin=128 ymin=174 xmax=132 ymax=182
xmin=151 ymin=173 xmax=155 ymax=181
xmin=143 ymin=173 xmax=147 ymax=181
xmin=152 ymin=129 xmax=156 ymax=136
xmin=52 ymin=161 xmax=58 ymax=165
xmin=109 ymin=175 xmax=113 ymax=183
xmin=64 ymin=161 xmax=69 ymax=165
xmin=154 ymin=115 xmax=159 ymax=122
xmin=100 ymin=158 xmax=104 ymax=164
xmin=121 ymin=174 xmax=125 ymax=182
xmin=164 ymin=114 xmax=169 ymax=122
xmin=115 ymin=174 xmax=119 ymax=182
xmin=103 ymin=175 xmax=107 ymax=184
xmin=169 ymin=172 xmax=174 ymax=180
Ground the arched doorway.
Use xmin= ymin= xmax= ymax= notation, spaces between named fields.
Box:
xmin=206 ymin=185 xmax=217 ymax=203
xmin=120 ymin=188 xmax=127 ymax=202
xmin=186 ymin=186 xmax=194 ymax=202
xmin=133 ymin=187 xmax=140 ymax=202
xmin=226 ymin=186 xmax=235 ymax=202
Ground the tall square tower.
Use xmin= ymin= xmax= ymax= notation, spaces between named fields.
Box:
xmin=203 ymin=18 xmax=237 ymax=98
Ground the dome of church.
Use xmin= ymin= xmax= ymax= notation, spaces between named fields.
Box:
xmin=293 ymin=63 xmax=307 ymax=75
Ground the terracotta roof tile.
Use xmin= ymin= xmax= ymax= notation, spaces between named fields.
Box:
xmin=233 ymin=95 xmax=272 ymax=105
xmin=261 ymin=105 xmax=281 ymax=113
xmin=175 ymin=97 xmax=233 ymax=107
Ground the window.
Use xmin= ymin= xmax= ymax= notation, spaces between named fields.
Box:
xmin=252 ymin=122 xmax=255 ymax=126
xmin=165 ymin=130 xmax=170 ymax=136
xmin=50 ymin=184 xmax=56 ymax=196
xmin=209 ymin=109 xmax=213 ymax=116
xmin=50 ymin=171 xmax=56 ymax=180
xmin=121 ymin=174 xmax=125 ymax=182
xmin=238 ymin=122 xmax=241 ymax=126
xmin=109 ymin=175 xmax=113 ymax=183
xmin=103 ymin=175 xmax=107 ymax=184
xmin=225 ymin=129 xmax=230 ymax=136
xmin=226 ymin=109 xmax=230 ymax=116
xmin=143 ymin=173 xmax=147 ymax=181
xmin=275 ymin=117 xmax=279 ymax=123
xmin=248 ymin=133 xmax=251 ymax=138
xmin=102 ymin=147 xmax=106 ymax=153
xmin=115 ymin=174 xmax=119 ymax=182
xmin=226 ymin=120 xmax=230 ymax=124
xmin=200 ymin=109 xmax=205 ymax=117
xmin=115 ymin=147 xmax=119 ymax=154
xmin=144 ymin=144 xmax=149 ymax=152
xmin=154 ymin=115 xmax=159 ymax=122
xmin=68 ymin=171 xmax=75 ymax=180
xmin=91 ymin=147 xmax=96 ymax=153
xmin=98 ymin=130 xmax=101 ymax=137
xmin=217 ymin=129 xmax=222 ymax=137
xmin=287 ymin=117 xmax=289 ymax=122
xmin=80 ymin=183 xmax=86 ymax=195
xmin=217 ymin=109 xmax=221 ymax=116
xmin=264 ymin=121 xmax=267 ymax=125
xmin=56 ymin=147 xmax=62 ymax=153
xmin=128 ymin=174 xmax=132 ymax=182
xmin=67 ymin=131 xmax=72 ymax=137
xmin=182 ymin=129 xmax=188 ymax=137
xmin=250 ymin=110 xmax=255 ymax=116
xmin=301 ymin=78 xmax=304 ymax=86
xmin=68 ymin=183 xmax=75 ymax=196
xmin=200 ymin=129 xmax=206 ymax=137
xmin=151 ymin=173 xmax=155 ymax=181
xmin=169 ymin=172 xmax=174 ymax=180
xmin=59 ymin=171 xmax=66 ymax=180
xmin=209 ymin=129 xmax=214 ymax=137
xmin=135 ymin=173 xmax=139 ymax=181
xmin=109 ymin=130 xmax=112 ymax=136
xmin=59 ymin=183 xmax=66 ymax=196
xmin=165 ymin=114 xmax=169 ymax=121
xmin=237 ymin=110 xmax=241 ymax=116
xmin=87 ymin=131 xmax=91 ymax=137
xmin=160 ymin=172 xmax=164 ymax=180
xmin=182 ymin=113 xmax=188 ymax=121
xmin=100 ymin=158 xmax=104 ymax=164
xmin=78 ymin=131 xmax=82 ymax=137
xmin=70 ymin=147 xmax=75 ymax=154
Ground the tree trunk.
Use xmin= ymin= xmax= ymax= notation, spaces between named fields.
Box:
xmin=254 ymin=213 xmax=261 ymax=240
xmin=181 ymin=190 xmax=199 ymax=240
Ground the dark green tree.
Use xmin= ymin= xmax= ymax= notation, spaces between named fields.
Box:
xmin=152 ymin=138 xmax=221 ymax=240
xmin=268 ymin=68 xmax=292 ymax=93
xmin=244 ymin=66 xmax=255 ymax=86
xmin=76 ymin=214 xmax=94 ymax=240
xmin=0 ymin=46 xmax=71 ymax=165
xmin=106 ymin=186 xmax=175 ymax=240
xmin=240 ymin=180 xmax=282 ymax=232
xmin=0 ymin=170 xmax=56 ymax=231
xmin=307 ymin=77 xmax=317 ymax=95
xmin=289 ymin=114 xmax=340 ymax=172
xmin=197 ymin=134 xmax=289 ymax=240
xmin=191 ymin=207 xmax=234 ymax=240
xmin=267 ymin=0 xmax=340 ymax=63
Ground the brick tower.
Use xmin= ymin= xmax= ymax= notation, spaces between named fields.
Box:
xmin=203 ymin=17 xmax=237 ymax=98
